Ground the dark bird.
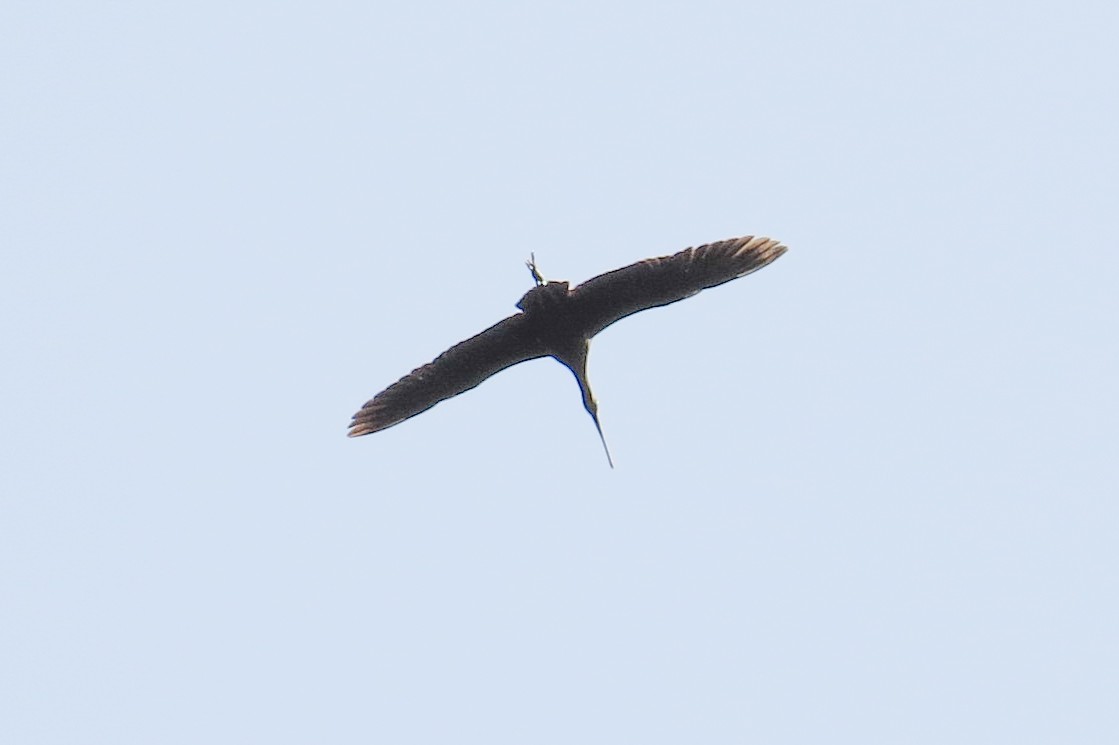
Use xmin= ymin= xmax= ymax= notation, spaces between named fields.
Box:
xmin=348 ymin=235 xmax=787 ymax=466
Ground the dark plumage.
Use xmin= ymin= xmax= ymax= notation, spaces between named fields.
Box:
xmin=348 ymin=235 xmax=787 ymax=466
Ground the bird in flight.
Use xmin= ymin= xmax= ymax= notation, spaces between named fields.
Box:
xmin=348 ymin=235 xmax=787 ymax=466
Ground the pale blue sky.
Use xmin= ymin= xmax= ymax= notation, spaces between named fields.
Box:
xmin=2 ymin=2 xmax=1117 ymax=743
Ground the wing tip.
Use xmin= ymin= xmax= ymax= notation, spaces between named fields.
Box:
xmin=347 ymin=409 xmax=382 ymax=437
xmin=739 ymin=233 xmax=787 ymax=252
xmin=726 ymin=235 xmax=788 ymax=275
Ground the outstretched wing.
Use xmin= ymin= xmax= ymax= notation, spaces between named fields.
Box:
xmin=569 ymin=236 xmax=787 ymax=337
xmin=348 ymin=314 xmax=546 ymax=437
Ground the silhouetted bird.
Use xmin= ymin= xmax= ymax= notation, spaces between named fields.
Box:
xmin=348 ymin=235 xmax=787 ymax=466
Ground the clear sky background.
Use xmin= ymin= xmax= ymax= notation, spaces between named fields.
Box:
xmin=3 ymin=2 xmax=1116 ymax=743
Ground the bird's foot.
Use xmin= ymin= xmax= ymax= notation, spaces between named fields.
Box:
xmin=526 ymin=253 xmax=545 ymax=286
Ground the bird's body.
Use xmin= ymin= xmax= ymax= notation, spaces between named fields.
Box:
xmin=348 ymin=235 xmax=787 ymax=465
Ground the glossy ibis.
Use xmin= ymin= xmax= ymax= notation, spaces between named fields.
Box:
xmin=348 ymin=235 xmax=787 ymax=466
